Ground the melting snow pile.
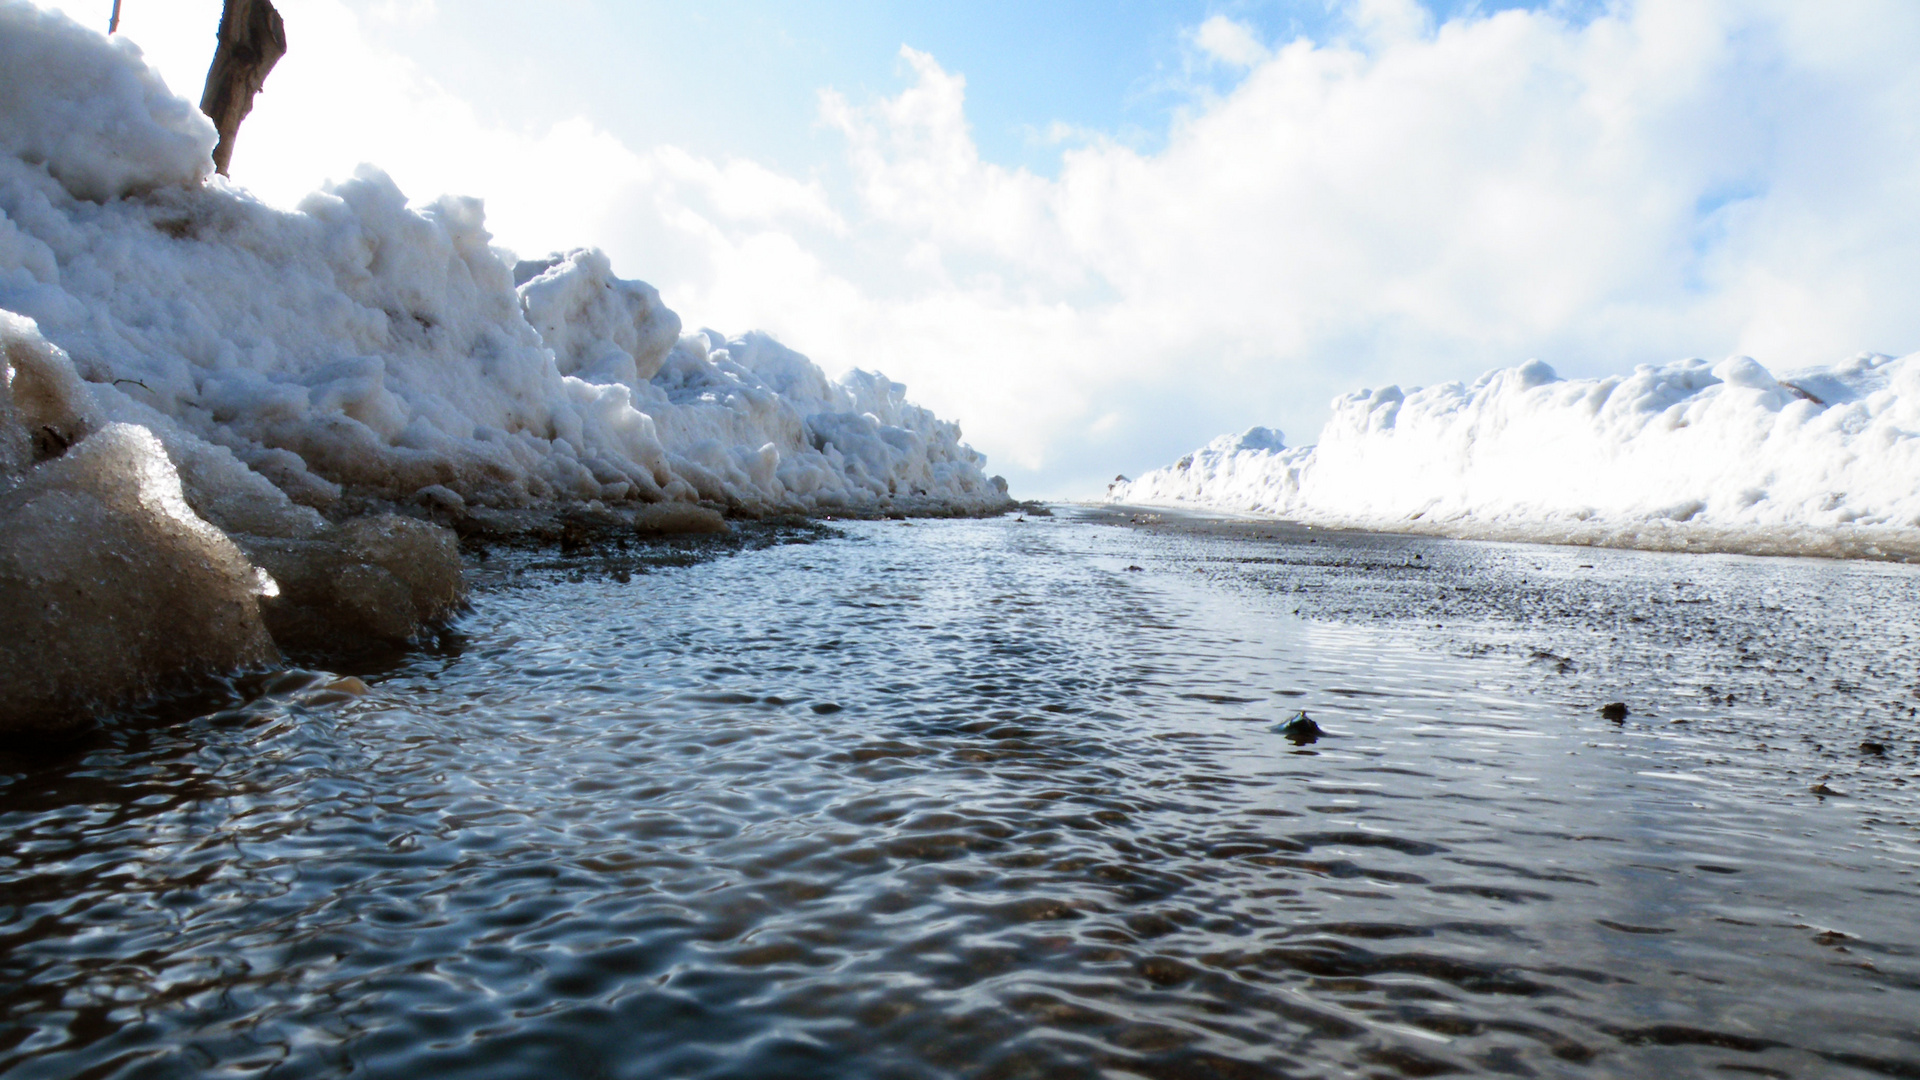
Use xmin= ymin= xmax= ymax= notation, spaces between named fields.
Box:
xmin=0 ymin=1 xmax=1006 ymax=730
xmin=1112 ymin=354 xmax=1920 ymax=558
xmin=0 ymin=5 xmax=1004 ymax=518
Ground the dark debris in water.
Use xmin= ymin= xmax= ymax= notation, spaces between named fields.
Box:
xmin=1111 ymin=508 xmax=1920 ymax=804
xmin=463 ymin=516 xmax=844 ymax=587
xmin=1272 ymin=710 xmax=1324 ymax=745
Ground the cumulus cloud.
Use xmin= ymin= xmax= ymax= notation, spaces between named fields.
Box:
xmin=39 ymin=0 xmax=1920 ymax=498
xmin=1194 ymin=15 xmax=1270 ymax=69
xmin=1347 ymin=0 xmax=1435 ymax=47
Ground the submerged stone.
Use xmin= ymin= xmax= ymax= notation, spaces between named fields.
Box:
xmin=1273 ymin=710 xmax=1323 ymax=745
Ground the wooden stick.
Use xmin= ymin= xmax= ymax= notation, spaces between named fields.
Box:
xmin=199 ymin=0 xmax=286 ymax=176
xmin=108 ymin=0 xmax=121 ymax=34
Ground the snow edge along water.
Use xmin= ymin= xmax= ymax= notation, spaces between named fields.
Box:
xmin=0 ymin=1 xmax=1011 ymax=731
xmin=1109 ymin=353 xmax=1920 ymax=562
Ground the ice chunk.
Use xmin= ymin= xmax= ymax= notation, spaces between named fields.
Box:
xmin=632 ymin=502 xmax=728 ymax=536
xmin=239 ymin=515 xmax=464 ymax=651
xmin=0 ymin=422 xmax=275 ymax=732
xmin=90 ymin=383 xmax=329 ymax=540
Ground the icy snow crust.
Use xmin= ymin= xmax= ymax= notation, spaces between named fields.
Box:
xmin=1111 ymin=354 xmax=1920 ymax=560
xmin=0 ymin=2 xmax=1005 ymax=729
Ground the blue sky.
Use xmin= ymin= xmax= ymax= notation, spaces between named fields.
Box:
xmin=43 ymin=0 xmax=1920 ymax=498
xmin=385 ymin=0 xmax=1273 ymax=174
xmin=367 ymin=0 xmax=1587 ymax=175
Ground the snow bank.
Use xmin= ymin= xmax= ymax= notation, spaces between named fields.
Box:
xmin=0 ymin=1 xmax=215 ymax=201
xmin=0 ymin=4 xmax=1005 ymax=518
xmin=1110 ymin=426 xmax=1309 ymax=513
xmin=0 ymin=151 xmax=1004 ymax=514
xmin=1112 ymin=353 xmax=1920 ymax=559
xmin=0 ymin=2 xmax=1006 ymax=728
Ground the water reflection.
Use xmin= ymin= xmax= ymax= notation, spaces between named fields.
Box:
xmin=2 ymin=514 xmax=1918 ymax=1078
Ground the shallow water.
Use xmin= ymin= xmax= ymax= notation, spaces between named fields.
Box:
xmin=3 ymin=512 xmax=1919 ymax=1079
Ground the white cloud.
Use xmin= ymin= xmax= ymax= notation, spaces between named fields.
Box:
xmin=1194 ymin=15 xmax=1269 ymax=69
xmin=1347 ymin=0 xmax=1434 ymax=47
xmin=34 ymin=0 xmax=1920 ymax=498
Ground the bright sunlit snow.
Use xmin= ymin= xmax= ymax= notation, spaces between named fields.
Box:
xmin=1111 ymin=353 xmax=1920 ymax=555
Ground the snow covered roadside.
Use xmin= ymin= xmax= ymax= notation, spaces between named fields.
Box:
xmin=1110 ymin=353 xmax=1920 ymax=561
xmin=0 ymin=2 xmax=1008 ymax=731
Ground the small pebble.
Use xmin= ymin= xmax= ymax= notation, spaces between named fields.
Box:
xmin=1600 ymin=702 xmax=1629 ymax=722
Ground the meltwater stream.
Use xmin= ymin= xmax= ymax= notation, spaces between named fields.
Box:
xmin=3 ymin=512 xmax=1919 ymax=1078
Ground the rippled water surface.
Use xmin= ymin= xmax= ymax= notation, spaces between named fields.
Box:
xmin=5 ymin=511 xmax=1920 ymax=1078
